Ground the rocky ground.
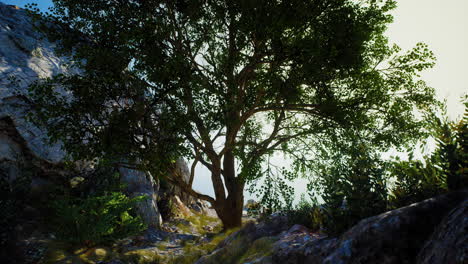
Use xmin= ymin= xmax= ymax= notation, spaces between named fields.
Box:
xmin=196 ymin=190 xmax=468 ymax=264
xmin=15 ymin=206 xmax=226 ymax=264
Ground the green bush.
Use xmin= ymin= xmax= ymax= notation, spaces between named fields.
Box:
xmin=316 ymin=146 xmax=389 ymax=235
xmin=389 ymin=158 xmax=447 ymax=208
xmin=389 ymin=104 xmax=467 ymax=207
xmin=286 ymin=195 xmax=324 ymax=231
xmin=51 ymin=192 xmax=147 ymax=246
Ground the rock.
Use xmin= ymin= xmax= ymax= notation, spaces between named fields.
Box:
xmin=251 ymin=191 xmax=468 ymax=264
xmin=225 ymin=191 xmax=468 ymax=264
xmin=0 ymin=3 xmax=74 ymax=165
xmin=172 ymin=194 xmax=194 ymax=218
xmin=322 ymin=191 xmax=467 ymax=264
xmin=271 ymin=227 xmax=335 ymax=264
xmin=119 ymin=166 xmax=162 ymax=228
xmin=416 ymin=198 xmax=468 ymax=264
xmin=195 ymin=214 xmax=290 ymax=264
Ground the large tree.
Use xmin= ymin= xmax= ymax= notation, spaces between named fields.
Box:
xmin=28 ymin=0 xmax=439 ymax=228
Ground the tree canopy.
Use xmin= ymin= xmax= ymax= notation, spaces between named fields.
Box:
xmin=28 ymin=0 xmax=440 ymax=228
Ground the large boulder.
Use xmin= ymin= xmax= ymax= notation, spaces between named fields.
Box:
xmin=322 ymin=191 xmax=467 ymax=264
xmin=195 ymin=214 xmax=290 ymax=264
xmin=0 ymin=3 xmax=70 ymax=186
xmin=417 ymin=198 xmax=468 ymax=264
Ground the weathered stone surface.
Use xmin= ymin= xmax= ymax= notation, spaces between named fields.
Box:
xmin=171 ymin=194 xmax=194 ymax=218
xmin=417 ymin=198 xmax=468 ymax=264
xmin=196 ymin=191 xmax=468 ymax=264
xmin=119 ymin=167 xmax=162 ymax=228
xmin=195 ymin=214 xmax=290 ymax=264
xmin=162 ymin=158 xmax=195 ymax=205
xmin=0 ymin=3 xmax=72 ymax=165
xmin=322 ymin=191 xmax=467 ymax=264
xmin=271 ymin=224 xmax=333 ymax=264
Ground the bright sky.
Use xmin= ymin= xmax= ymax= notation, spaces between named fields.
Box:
xmin=3 ymin=0 xmax=467 ymax=201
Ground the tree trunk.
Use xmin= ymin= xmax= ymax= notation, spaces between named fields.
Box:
xmin=215 ymin=185 xmax=244 ymax=230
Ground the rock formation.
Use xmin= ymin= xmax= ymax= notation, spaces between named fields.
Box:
xmin=196 ymin=191 xmax=468 ymax=264
xmin=0 ymin=2 xmax=193 ymax=229
xmin=417 ymin=198 xmax=468 ymax=264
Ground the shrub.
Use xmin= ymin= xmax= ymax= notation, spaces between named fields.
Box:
xmin=389 ymin=104 xmax=467 ymax=207
xmin=51 ymin=192 xmax=147 ymax=246
xmin=388 ymin=158 xmax=447 ymax=208
xmin=315 ymin=146 xmax=389 ymax=235
xmin=285 ymin=195 xmax=325 ymax=231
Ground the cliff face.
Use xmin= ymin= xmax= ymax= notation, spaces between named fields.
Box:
xmin=0 ymin=3 xmax=69 ymax=165
xmin=0 ymin=3 xmax=166 ymax=228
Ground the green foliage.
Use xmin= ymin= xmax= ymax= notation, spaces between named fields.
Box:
xmin=248 ymin=161 xmax=295 ymax=214
xmin=308 ymin=139 xmax=390 ymax=234
xmin=51 ymin=192 xmax=147 ymax=246
xmin=388 ymin=158 xmax=446 ymax=208
xmin=285 ymin=195 xmax=325 ymax=231
xmin=389 ymin=101 xmax=468 ymax=207
xmin=245 ymin=201 xmax=262 ymax=218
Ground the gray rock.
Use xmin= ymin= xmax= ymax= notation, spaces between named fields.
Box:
xmin=195 ymin=214 xmax=290 ymax=264
xmin=417 ymin=198 xmax=468 ymax=264
xmin=201 ymin=192 xmax=468 ymax=264
xmin=322 ymin=191 xmax=468 ymax=264
xmin=119 ymin=166 xmax=162 ymax=228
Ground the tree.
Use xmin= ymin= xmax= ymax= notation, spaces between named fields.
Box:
xmin=28 ymin=0 xmax=440 ymax=229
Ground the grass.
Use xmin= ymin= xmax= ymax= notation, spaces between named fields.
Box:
xmin=41 ymin=210 xmax=260 ymax=264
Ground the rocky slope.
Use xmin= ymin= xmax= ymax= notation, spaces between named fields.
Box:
xmin=196 ymin=191 xmax=468 ymax=264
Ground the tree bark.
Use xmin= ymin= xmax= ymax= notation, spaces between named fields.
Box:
xmin=215 ymin=188 xmax=244 ymax=230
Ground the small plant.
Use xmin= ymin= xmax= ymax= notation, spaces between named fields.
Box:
xmin=51 ymin=192 xmax=147 ymax=246
xmin=245 ymin=201 xmax=262 ymax=218
xmin=286 ymin=195 xmax=325 ymax=231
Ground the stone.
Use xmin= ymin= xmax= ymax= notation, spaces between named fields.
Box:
xmin=322 ymin=191 xmax=468 ymax=264
xmin=416 ymin=198 xmax=468 ymax=264
xmin=119 ymin=166 xmax=162 ymax=228
xmin=203 ymin=191 xmax=467 ymax=264
xmin=195 ymin=214 xmax=290 ymax=264
xmin=172 ymin=194 xmax=194 ymax=218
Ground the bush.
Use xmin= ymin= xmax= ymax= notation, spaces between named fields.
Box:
xmin=315 ymin=146 xmax=389 ymax=235
xmin=51 ymin=192 xmax=147 ymax=246
xmin=285 ymin=195 xmax=325 ymax=231
xmin=389 ymin=158 xmax=447 ymax=208
xmin=389 ymin=105 xmax=467 ymax=207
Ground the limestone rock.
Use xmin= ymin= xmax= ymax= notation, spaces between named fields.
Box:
xmin=195 ymin=214 xmax=290 ymax=264
xmin=417 ymin=198 xmax=468 ymax=264
xmin=199 ymin=191 xmax=468 ymax=264
xmin=172 ymin=194 xmax=194 ymax=218
xmin=0 ymin=3 xmax=72 ymax=165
